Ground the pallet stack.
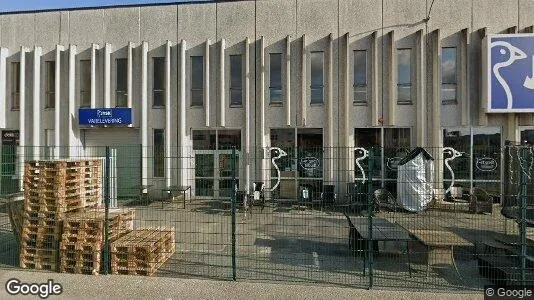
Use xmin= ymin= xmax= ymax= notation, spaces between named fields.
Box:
xmin=110 ymin=228 xmax=175 ymax=276
xmin=60 ymin=208 xmax=134 ymax=274
xmin=20 ymin=159 xmax=102 ymax=272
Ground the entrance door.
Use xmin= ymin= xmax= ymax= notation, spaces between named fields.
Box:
xmin=1 ymin=131 xmax=19 ymax=194
xmin=194 ymin=149 xmax=240 ymax=199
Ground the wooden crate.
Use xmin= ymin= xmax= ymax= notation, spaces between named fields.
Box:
xmin=110 ymin=228 xmax=175 ymax=276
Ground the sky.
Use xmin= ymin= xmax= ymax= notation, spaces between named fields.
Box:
xmin=0 ymin=0 xmax=208 ymax=13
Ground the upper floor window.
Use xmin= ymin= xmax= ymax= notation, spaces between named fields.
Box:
xmin=45 ymin=61 xmax=55 ymax=108
xmin=153 ymin=57 xmax=165 ymax=107
xmin=230 ymin=55 xmax=242 ymax=106
xmin=310 ymin=51 xmax=324 ymax=104
xmin=353 ymin=50 xmax=367 ymax=104
xmin=397 ymin=48 xmax=412 ymax=104
xmin=11 ymin=62 xmax=20 ymax=110
xmin=116 ymin=58 xmax=127 ymax=107
xmin=191 ymin=56 xmax=203 ymax=107
xmin=441 ymin=47 xmax=457 ymax=103
xmin=269 ymin=53 xmax=282 ymax=104
xmin=80 ymin=59 xmax=91 ymax=107
xmin=153 ymin=129 xmax=164 ymax=178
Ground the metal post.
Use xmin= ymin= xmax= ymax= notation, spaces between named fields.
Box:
xmin=367 ymin=148 xmax=374 ymax=289
xmin=231 ymin=146 xmax=237 ymax=281
xmin=103 ymin=146 xmax=111 ymax=275
xmin=519 ymin=147 xmax=527 ymax=286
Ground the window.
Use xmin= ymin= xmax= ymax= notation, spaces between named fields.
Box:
xmin=191 ymin=56 xmax=203 ymax=107
xmin=397 ymin=49 xmax=412 ymax=104
xmin=441 ymin=47 xmax=457 ymax=103
xmin=11 ymin=62 xmax=20 ymax=110
xmin=153 ymin=57 xmax=165 ymax=107
xmin=353 ymin=50 xmax=367 ymax=104
xmin=45 ymin=61 xmax=55 ymax=108
xmin=230 ymin=55 xmax=242 ymax=106
xmin=80 ymin=60 xmax=91 ymax=107
xmin=269 ymin=53 xmax=282 ymax=104
xmin=310 ymin=51 xmax=324 ymax=104
xmin=116 ymin=58 xmax=127 ymax=107
xmin=153 ymin=129 xmax=164 ymax=177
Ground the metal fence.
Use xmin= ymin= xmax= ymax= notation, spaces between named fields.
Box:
xmin=0 ymin=145 xmax=532 ymax=291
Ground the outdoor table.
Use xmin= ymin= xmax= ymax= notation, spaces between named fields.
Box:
xmin=161 ymin=185 xmax=192 ymax=209
xmin=346 ymin=216 xmax=413 ymax=276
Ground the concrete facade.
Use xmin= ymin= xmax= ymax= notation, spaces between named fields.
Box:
xmin=0 ymin=0 xmax=531 ymax=196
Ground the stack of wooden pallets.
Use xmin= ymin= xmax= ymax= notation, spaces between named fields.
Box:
xmin=110 ymin=228 xmax=175 ymax=276
xmin=20 ymin=159 xmax=102 ymax=272
xmin=60 ymin=208 xmax=134 ymax=274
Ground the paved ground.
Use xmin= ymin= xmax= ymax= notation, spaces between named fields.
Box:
xmin=0 ymin=269 xmax=482 ymax=300
xmin=0 ymin=197 xmax=528 ymax=294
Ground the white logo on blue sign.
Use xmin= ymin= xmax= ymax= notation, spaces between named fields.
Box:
xmin=487 ymin=34 xmax=534 ymax=112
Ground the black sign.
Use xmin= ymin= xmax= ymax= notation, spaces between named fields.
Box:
xmin=2 ymin=130 xmax=19 ymax=145
xmin=299 ymin=157 xmax=320 ymax=170
xmin=476 ymin=157 xmax=498 ymax=172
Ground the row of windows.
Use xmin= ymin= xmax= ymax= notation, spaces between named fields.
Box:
xmin=8 ymin=47 xmax=458 ymax=110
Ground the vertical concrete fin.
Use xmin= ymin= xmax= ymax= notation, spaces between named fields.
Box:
xmin=327 ymin=33 xmax=334 ymax=182
xmin=220 ymin=39 xmax=226 ymax=127
xmin=104 ymin=43 xmax=111 ymax=108
xmin=478 ymin=27 xmax=488 ymax=126
xmin=54 ymin=45 xmax=64 ymax=159
xmin=0 ymin=48 xmax=9 ymax=129
xmin=90 ymin=43 xmax=99 ymax=109
xmin=141 ymin=41 xmax=149 ymax=186
xmin=371 ymin=31 xmax=379 ymax=126
xmin=388 ymin=30 xmax=396 ymax=126
xmin=460 ymin=28 xmax=469 ymax=126
xmin=33 ymin=46 xmax=42 ymax=160
xmin=204 ymin=40 xmax=210 ymax=127
xmin=245 ymin=37 xmax=251 ymax=191
xmin=301 ymin=34 xmax=307 ymax=126
xmin=286 ymin=35 xmax=291 ymax=126
xmin=68 ymin=45 xmax=77 ymax=156
xmin=19 ymin=46 xmax=26 ymax=190
xmin=416 ymin=29 xmax=425 ymax=147
xmin=165 ymin=40 xmax=172 ymax=188
xmin=260 ymin=36 xmax=265 ymax=146
xmin=431 ymin=29 xmax=441 ymax=148
xmin=179 ymin=39 xmax=187 ymax=186
xmin=127 ymin=42 xmax=133 ymax=109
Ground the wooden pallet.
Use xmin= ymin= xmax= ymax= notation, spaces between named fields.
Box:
xmin=59 ymin=248 xmax=101 ymax=275
xmin=110 ymin=228 xmax=175 ymax=276
xmin=19 ymin=247 xmax=59 ymax=272
xmin=62 ymin=208 xmax=134 ymax=240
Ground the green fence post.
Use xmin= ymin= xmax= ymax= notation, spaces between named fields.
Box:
xmin=519 ymin=147 xmax=528 ymax=286
xmin=367 ymin=148 xmax=374 ymax=289
xmin=231 ymin=146 xmax=237 ymax=281
xmin=103 ymin=146 xmax=111 ymax=275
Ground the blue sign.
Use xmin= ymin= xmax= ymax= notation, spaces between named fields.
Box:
xmin=487 ymin=34 xmax=534 ymax=113
xmin=79 ymin=108 xmax=132 ymax=125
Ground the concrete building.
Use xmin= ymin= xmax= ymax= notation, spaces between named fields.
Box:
xmin=0 ymin=0 xmax=532 ymax=200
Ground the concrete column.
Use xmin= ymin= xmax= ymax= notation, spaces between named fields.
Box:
xmin=179 ymin=40 xmax=187 ymax=186
xmin=0 ymin=48 xmax=8 ymax=129
xmin=90 ymin=44 xmax=99 ymax=108
xmin=460 ymin=28 xmax=469 ymax=126
xmin=54 ymin=45 xmax=64 ymax=159
xmin=478 ymin=28 xmax=488 ymax=126
xmin=141 ymin=41 xmax=148 ymax=186
xmin=388 ymin=30 xmax=396 ymax=126
xmin=220 ymin=39 xmax=226 ymax=127
xmin=165 ymin=40 xmax=172 ymax=188
xmin=286 ymin=35 xmax=291 ymax=126
xmin=343 ymin=33 xmax=353 ymax=183
xmin=506 ymin=26 xmax=519 ymax=143
xmin=68 ymin=45 xmax=78 ymax=156
xmin=245 ymin=37 xmax=251 ymax=191
xmin=104 ymin=43 xmax=111 ymax=108
xmin=260 ymin=36 xmax=268 ymax=185
xmin=371 ymin=31 xmax=379 ymax=126
xmin=431 ymin=29 xmax=444 ymax=197
xmin=327 ymin=34 xmax=334 ymax=182
xmin=204 ymin=40 xmax=210 ymax=126
xmin=19 ymin=47 xmax=26 ymax=191
xmin=301 ymin=34 xmax=307 ymax=126
xmin=32 ymin=46 xmax=42 ymax=160
xmin=127 ymin=42 xmax=133 ymax=109
xmin=416 ymin=29 xmax=426 ymax=147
